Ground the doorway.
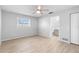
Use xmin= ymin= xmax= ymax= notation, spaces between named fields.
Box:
xmin=50 ymin=16 xmax=60 ymax=38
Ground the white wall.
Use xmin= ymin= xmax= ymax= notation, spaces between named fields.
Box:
xmin=38 ymin=15 xmax=60 ymax=38
xmin=1 ymin=6 xmax=79 ymax=43
xmin=38 ymin=10 xmax=71 ymax=42
xmin=59 ymin=6 xmax=79 ymax=42
xmin=2 ymin=11 xmax=38 ymax=41
xmin=38 ymin=16 xmax=50 ymax=37
xmin=38 ymin=6 xmax=79 ymax=43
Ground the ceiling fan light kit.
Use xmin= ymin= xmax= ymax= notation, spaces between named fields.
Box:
xmin=36 ymin=10 xmax=41 ymax=14
xmin=33 ymin=5 xmax=49 ymax=15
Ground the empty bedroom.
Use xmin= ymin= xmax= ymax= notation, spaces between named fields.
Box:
xmin=0 ymin=5 xmax=79 ymax=53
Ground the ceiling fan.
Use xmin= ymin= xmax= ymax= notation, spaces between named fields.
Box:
xmin=33 ymin=5 xmax=49 ymax=15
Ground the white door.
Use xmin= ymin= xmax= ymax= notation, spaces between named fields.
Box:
xmin=0 ymin=9 xmax=1 ymax=45
xmin=71 ymin=13 xmax=79 ymax=44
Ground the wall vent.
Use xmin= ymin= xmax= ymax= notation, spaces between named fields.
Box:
xmin=48 ymin=12 xmax=53 ymax=14
xmin=62 ymin=38 xmax=68 ymax=41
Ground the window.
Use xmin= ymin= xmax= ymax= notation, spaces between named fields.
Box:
xmin=17 ymin=16 xmax=31 ymax=27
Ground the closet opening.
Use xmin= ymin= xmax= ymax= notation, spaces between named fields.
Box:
xmin=50 ymin=16 xmax=60 ymax=39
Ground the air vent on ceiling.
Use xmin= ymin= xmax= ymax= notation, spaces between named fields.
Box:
xmin=48 ymin=12 xmax=53 ymax=14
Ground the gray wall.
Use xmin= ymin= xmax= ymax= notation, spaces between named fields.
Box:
xmin=38 ymin=6 xmax=79 ymax=43
xmin=2 ymin=11 xmax=38 ymax=41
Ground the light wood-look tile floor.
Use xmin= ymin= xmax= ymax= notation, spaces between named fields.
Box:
xmin=0 ymin=36 xmax=79 ymax=53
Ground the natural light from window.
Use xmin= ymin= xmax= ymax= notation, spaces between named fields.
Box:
xmin=17 ymin=16 xmax=31 ymax=27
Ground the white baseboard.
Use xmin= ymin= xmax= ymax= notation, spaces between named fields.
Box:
xmin=0 ymin=41 xmax=1 ymax=46
xmin=2 ymin=35 xmax=37 ymax=42
xmin=60 ymin=39 xmax=70 ymax=44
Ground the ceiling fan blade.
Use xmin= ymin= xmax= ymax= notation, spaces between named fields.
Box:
xmin=32 ymin=11 xmax=36 ymax=14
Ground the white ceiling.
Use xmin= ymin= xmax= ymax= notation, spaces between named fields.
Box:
xmin=1 ymin=5 xmax=77 ymax=17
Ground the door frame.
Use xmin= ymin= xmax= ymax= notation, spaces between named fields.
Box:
xmin=49 ymin=16 xmax=60 ymax=39
xmin=70 ymin=12 xmax=79 ymax=44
